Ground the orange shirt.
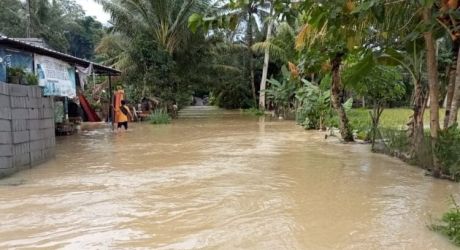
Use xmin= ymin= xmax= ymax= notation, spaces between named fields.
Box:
xmin=117 ymin=105 xmax=130 ymax=123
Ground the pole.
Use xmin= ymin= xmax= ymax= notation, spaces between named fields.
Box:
xmin=27 ymin=0 xmax=31 ymax=38
xmin=108 ymin=74 xmax=114 ymax=130
xmin=64 ymin=96 xmax=69 ymax=122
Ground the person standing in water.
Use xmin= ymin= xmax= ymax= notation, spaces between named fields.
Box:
xmin=117 ymin=100 xmax=132 ymax=131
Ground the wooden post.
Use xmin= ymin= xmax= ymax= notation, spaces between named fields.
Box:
xmin=108 ymin=74 xmax=114 ymax=130
xmin=64 ymin=96 xmax=69 ymax=122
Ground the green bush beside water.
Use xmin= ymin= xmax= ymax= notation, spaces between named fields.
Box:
xmin=149 ymin=109 xmax=171 ymax=124
xmin=432 ymin=196 xmax=460 ymax=246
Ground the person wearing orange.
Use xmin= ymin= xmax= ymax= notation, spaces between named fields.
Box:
xmin=114 ymin=87 xmax=124 ymax=124
xmin=117 ymin=100 xmax=132 ymax=130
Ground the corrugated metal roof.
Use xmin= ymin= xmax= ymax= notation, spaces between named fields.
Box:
xmin=0 ymin=35 xmax=121 ymax=75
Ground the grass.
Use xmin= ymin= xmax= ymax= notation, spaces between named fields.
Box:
xmin=242 ymin=108 xmax=265 ymax=116
xmin=149 ymin=109 xmax=171 ymax=124
xmin=348 ymin=108 xmax=455 ymax=129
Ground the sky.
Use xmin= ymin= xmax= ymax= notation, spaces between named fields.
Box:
xmin=75 ymin=0 xmax=111 ymax=24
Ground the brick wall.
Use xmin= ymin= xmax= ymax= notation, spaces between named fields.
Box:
xmin=0 ymin=83 xmax=55 ymax=177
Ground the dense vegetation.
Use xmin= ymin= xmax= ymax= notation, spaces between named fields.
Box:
xmin=188 ymin=0 xmax=460 ymax=182
xmin=0 ymin=0 xmax=104 ymax=59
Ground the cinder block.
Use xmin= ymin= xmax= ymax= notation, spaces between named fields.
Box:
xmin=28 ymin=119 xmax=40 ymax=130
xmin=27 ymin=86 xmax=42 ymax=98
xmin=0 ymin=132 xmax=12 ymax=144
xmin=0 ymin=107 xmax=11 ymax=120
xmin=28 ymin=108 xmax=39 ymax=119
xmin=10 ymin=96 xmax=28 ymax=108
xmin=43 ymin=98 xmax=52 ymax=108
xmin=0 ymin=94 xmax=9 ymax=107
xmin=30 ymin=150 xmax=49 ymax=165
xmin=11 ymin=108 xmax=28 ymax=120
xmin=44 ymin=137 xmax=55 ymax=148
xmin=0 ymin=120 xmax=11 ymax=132
xmin=27 ymin=98 xmax=40 ymax=108
xmin=29 ymin=129 xmax=41 ymax=141
xmin=42 ymin=148 xmax=55 ymax=159
xmin=0 ymin=84 xmax=9 ymax=95
xmin=13 ymin=152 xmax=30 ymax=167
xmin=0 ymin=156 xmax=13 ymax=169
xmin=30 ymin=139 xmax=44 ymax=151
xmin=13 ymin=142 xmax=29 ymax=155
xmin=40 ymin=119 xmax=54 ymax=129
xmin=12 ymin=120 xmax=27 ymax=132
xmin=41 ymin=128 xmax=54 ymax=138
xmin=0 ymin=145 xmax=13 ymax=157
xmin=43 ymin=108 xmax=53 ymax=118
xmin=13 ymin=131 xmax=29 ymax=144
xmin=9 ymin=84 xmax=28 ymax=97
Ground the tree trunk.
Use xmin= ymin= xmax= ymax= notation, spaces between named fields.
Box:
xmin=408 ymin=80 xmax=428 ymax=159
xmin=444 ymin=62 xmax=456 ymax=128
xmin=331 ymin=54 xmax=354 ymax=142
xmin=246 ymin=13 xmax=257 ymax=107
xmin=448 ymin=47 xmax=460 ymax=126
xmin=258 ymin=16 xmax=273 ymax=110
xmin=423 ymin=7 xmax=442 ymax=177
xmin=370 ymin=102 xmax=383 ymax=151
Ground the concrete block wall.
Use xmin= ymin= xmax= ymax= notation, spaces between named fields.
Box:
xmin=0 ymin=82 xmax=55 ymax=178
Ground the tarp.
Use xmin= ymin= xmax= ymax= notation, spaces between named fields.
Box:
xmin=35 ymin=54 xmax=76 ymax=97
xmin=76 ymin=63 xmax=93 ymax=91
xmin=0 ymin=46 xmax=33 ymax=82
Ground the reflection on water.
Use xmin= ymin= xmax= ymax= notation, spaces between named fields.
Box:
xmin=0 ymin=116 xmax=459 ymax=249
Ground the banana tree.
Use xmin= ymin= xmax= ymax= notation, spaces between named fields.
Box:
xmin=295 ymin=0 xmax=375 ymax=142
xmin=265 ymin=65 xmax=297 ymax=118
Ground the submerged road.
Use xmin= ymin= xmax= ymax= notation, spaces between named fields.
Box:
xmin=0 ymin=115 xmax=459 ymax=249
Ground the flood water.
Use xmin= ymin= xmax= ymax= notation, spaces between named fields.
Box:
xmin=0 ymin=115 xmax=459 ymax=249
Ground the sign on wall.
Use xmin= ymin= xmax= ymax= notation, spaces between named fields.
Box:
xmin=0 ymin=47 xmax=34 ymax=82
xmin=34 ymin=54 xmax=76 ymax=97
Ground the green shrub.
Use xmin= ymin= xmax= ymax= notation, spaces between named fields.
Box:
xmin=378 ymin=127 xmax=410 ymax=153
xmin=435 ymin=124 xmax=460 ymax=180
xmin=295 ymin=79 xmax=331 ymax=129
xmin=431 ymin=196 xmax=460 ymax=246
xmin=7 ymin=67 xmax=25 ymax=84
xmin=149 ymin=109 xmax=171 ymax=124
xmin=243 ymin=108 xmax=265 ymax=116
xmin=25 ymin=73 xmax=39 ymax=85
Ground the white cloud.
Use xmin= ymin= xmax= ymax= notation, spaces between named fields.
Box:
xmin=75 ymin=0 xmax=111 ymax=24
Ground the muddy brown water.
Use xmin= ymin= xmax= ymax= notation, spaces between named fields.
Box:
xmin=0 ymin=115 xmax=459 ymax=249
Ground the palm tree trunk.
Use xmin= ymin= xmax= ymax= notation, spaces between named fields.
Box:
xmin=448 ymin=47 xmax=460 ymax=127
xmin=258 ymin=22 xmax=273 ymax=110
xmin=259 ymin=6 xmax=274 ymax=110
xmin=331 ymin=53 xmax=354 ymax=142
xmin=408 ymin=80 xmax=428 ymax=159
xmin=246 ymin=13 xmax=257 ymax=107
xmin=423 ymin=7 xmax=441 ymax=177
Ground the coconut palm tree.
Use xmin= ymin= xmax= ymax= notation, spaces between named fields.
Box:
xmin=97 ymin=0 xmax=211 ymax=54
xmin=253 ymin=22 xmax=297 ymax=109
xmin=189 ymin=0 xmax=272 ymax=106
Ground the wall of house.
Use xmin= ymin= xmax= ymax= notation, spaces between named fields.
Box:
xmin=0 ymin=82 xmax=55 ymax=177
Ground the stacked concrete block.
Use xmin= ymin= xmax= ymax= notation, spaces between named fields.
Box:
xmin=0 ymin=84 xmax=13 ymax=175
xmin=0 ymin=82 xmax=55 ymax=177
